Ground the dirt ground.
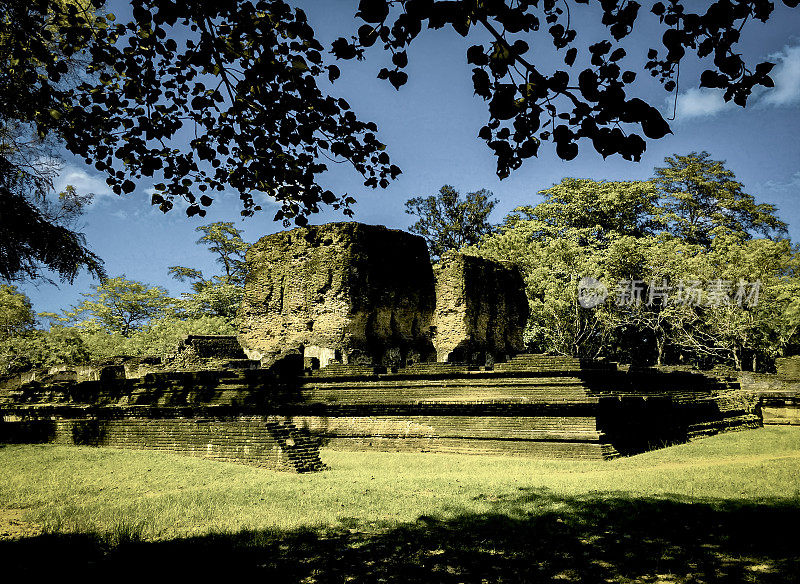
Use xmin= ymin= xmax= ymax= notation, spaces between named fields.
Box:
xmin=0 ymin=508 xmax=42 ymax=540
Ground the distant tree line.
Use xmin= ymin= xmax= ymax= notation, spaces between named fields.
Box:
xmin=409 ymin=152 xmax=799 ymax=371
xmin=0 ymin=222 xmax=249 ymax=374
xmin=2 ymin=152 xmax=797 ymax=374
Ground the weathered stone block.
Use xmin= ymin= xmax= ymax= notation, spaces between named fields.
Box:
xmin=776 ymin=356 xmax=800 ymax=380
xmin=177 ymin=335 xmax=247 ymax=359
xmin=238 ymin=222 xmax=436 ymax=367
xmin=432 ymin=252 xmax=529 ymax=364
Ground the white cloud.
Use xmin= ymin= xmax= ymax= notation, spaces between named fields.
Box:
xmin=762 ymin=170 xmax=800 ymax=193
xmin=762 ymin=44 xmax=800 ymax=107
xmin=54 ymin=165 xmax=113 ymax=199
xmin=668 ymin=42 xmax=800 ymax=121
xmin=668 ymin=87 xmax=733 ymax=120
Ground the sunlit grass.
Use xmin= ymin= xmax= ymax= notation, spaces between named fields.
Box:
xmin=1 ymin=426 xmax=798 ymax=541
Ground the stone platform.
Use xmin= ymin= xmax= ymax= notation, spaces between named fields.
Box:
xmin=0 ymin=354 xmax=762 ymax=468
xmin=0 ymin=369 xmax=326 ymax=473
xmin=290 ymin=354 xmax=760 ymax=459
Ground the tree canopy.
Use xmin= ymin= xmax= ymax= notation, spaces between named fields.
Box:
xmin=0 ymin=284 xmax=35 ymax=338
xmin=1 ymin=0 xmax=106 ymax=283
xmin=405 ymin=185 xmax=497 ymax=258
xmin=469 ymin=154 xmax=797 ymax=369
xmin=168 ymin=221 xmax=251 ymax=320
xmin=1 ymin=0 xmax=796 ymax=247
xmin=336 ymin=0 xmax=793 ymax=174
xmin=59 ymin=275 xmax=173 ymax=337
xmin=653 ymin=152 xmax=788 ymax=246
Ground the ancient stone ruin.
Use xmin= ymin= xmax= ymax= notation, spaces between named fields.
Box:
xmin=432 ymin=251 xmax=528 ymax=364
xmin=238 ymin=223 xmax=437 ymax=368
xmin=237 ymin=222 xmax=529 ymax=369
xmin=0 ymin=221 xmax=773 ymax=471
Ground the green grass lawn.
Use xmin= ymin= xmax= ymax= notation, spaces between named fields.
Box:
xmin=1 ymin=427 xmax=799 ymax=581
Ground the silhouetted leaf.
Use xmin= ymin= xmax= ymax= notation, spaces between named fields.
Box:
xmin=357 ymin=0 xmax=389 ymax=24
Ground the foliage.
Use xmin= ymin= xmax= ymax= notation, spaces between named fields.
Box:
xmin=191 ymin=223 xmax=249 ymax=282
xmin=515 ymin=178 xmax=659 ymax=240
xmin=1 ymin=0 xmax=395 ymax=226
xmin=0 ymin=284 xmax=35 ymax=338
xmin=474 ymin=204 xmax=610 ymax=358
xmin=473 ymin=159 xmax=798 ymax=369
xmin=169 ymin=222 xmax=250 ymax=320
xmin=58 ymin=276 xmax=174 ymax=337
xmin=473 ymin=178 xmax=661 ymax=358
xmin=2 ymin=0 xmax=796 ymax=231
xmin=0 ymin=131 xmax=105 ymax=284
xmin=75 ymin=315 xmax=236 ymax=360
xmin=335 ymin=1 xmax=793 ymax=177
xmin=654 ymin=152 xmax=788 ymax=247
xmin=0 ymin=1 xmax=105 ymax=283
xmin=405 ymin=185 xmax=497 ymax=258
xmin=0 ymin=326 xmax=91 ymax=375
xmin=173 ymin=280 xmax=245 ymax=322
xmin=667 ymin=232 xmax=800 ymax=370
xmin=127 ymin=315 xmax=236 ymax=357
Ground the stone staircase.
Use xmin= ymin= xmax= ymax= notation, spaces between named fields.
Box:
xmin=294 ymin=354 xmax=617 ymax=459
xmin=265 ymin=416 xmax=328 ymax=473
xmin=494 ymin=353 xmax=616 ymax=373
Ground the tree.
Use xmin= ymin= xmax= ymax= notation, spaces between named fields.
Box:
xmin=334 ymin=1 xmax=792 ymax=176
xmin=0 ymin=172 xmax=106 ymax=283
xmin=603 ymin=234 xmax=706 ymax=366
xmin=2 ymin=0 xmax=796 ymax=232
xmin=667 ymin=231 xmax=800 ymax=370
xmin=515 ymin=178 xmax=659 ymax=241
xmin=0 ymin=0 xmax=106 ymax=283
xmin=0 ymin=326 xmax=91 ymax=375
xmin=192 ymin=222 xmax=249 ymax=283
xmin=653 ymin=152 xmax=788 ymax=247
xmin=1 ymin=0 xmax=395 ymax=228
xmin=471 ymin=185 xmax=618 ymax=357
xmin=168 ymin=222 xmax=250 ymax=320
xmin=471 ymin=179 xmax=660 ymax=357
xmin=471 ymin=169 xmax=798 ymax=369
xmin=0 ymin=284 xmax=35 ymax=338
xmin=405 ymin=185 xmax=497 ymax=258
xmin=60 ymin=276 xmax=173 ymax=337
xmin=122 ymin=315 xmax=236 ymax=358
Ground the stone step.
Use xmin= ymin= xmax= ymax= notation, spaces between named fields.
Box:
xmin=222 ymin=359 xmax=261 ymax=370
xmin=323 ymin=436 xmax=618 ymax=459
xmin=312 ymin=365 xmax=377 ymax=377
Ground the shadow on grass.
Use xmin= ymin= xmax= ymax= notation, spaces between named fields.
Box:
xmin=3 ymin=490 xmax=798 ymax=582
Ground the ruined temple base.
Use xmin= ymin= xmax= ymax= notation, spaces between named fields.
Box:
xmin=291 ymin=354 xmax=761 ymax=459
xmin=1 ymin=414 xmax=326 ymax=473
xmin=1 ymin=413 xmax=326 ymax=473
xmin=0 ymin=354 xmax=763 ymax=466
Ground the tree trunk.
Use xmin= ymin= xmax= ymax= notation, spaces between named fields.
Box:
xmin=656 ymin=334 xmax=665 ymax=366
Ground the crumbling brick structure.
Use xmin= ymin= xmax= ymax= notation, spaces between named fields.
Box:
xmin=432 ymin=252 xmax=529 ymax=364
xmin=238 ymin=223 xmax=438 ymax=368
xmin=238 ymin=223 xmax=531 ymax=368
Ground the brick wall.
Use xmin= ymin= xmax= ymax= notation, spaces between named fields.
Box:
xmin=17 ymin=415 xmax=324 ymax=472
xmin=0 ymin=353 xmax=764 ymax=465
xmin=737 ymin=371 xmax=800 ymax=425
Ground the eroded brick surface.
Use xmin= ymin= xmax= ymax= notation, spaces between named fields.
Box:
xmin=238 ymin=223 xmax=436 ymax=368
xmin=432 ymin=252 xmax=529 ymax=364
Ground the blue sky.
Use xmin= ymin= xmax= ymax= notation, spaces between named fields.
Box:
xmin=20 ymin=1 xmax=800 ymax=315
